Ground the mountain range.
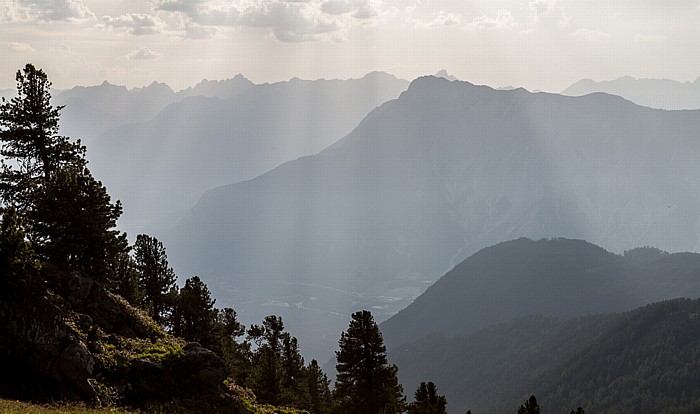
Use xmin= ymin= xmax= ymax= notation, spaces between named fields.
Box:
xmin=166 ymin=76 xmax=700 ymax=361
xmin=53 ymin=72 xmax=408 ymax=236
xmin=562 ymin=76 xmax=700 ymax=110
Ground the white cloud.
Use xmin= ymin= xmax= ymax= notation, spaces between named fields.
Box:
xmin=634 ymin=34 xmax=667 ymax=43
xmin=125 ymin=47 xmax=163 ymax=60
xmin=155 ymin=0 xmax=384 ymax=42
xmin=573 ymin=28 xmax=611 ymax=42
xmin=4 ymin=41 xmax=35 ymax=52
xmin=100 ymin=14 xmax=165 ymax=36
xmin=469 ymin=10 xmax=515 ymax=29
xmin=1 ymin=0 xmax=94 ymax=22
xmin=528 ymin=0 xmax=569 ymax=27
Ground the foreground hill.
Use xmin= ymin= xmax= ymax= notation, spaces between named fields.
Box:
xmin=562 ymin=76 xmax=700 ymax=110
xmin=168 ymin=75 xmax=700 ymax=361
xmin=390 ymin=298 xmax=700 ymax=414
xmin=380 ymin=238 xmax=700 ymax=347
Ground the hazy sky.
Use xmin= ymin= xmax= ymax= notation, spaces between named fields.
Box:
xmin=1 ymin=0 xmax=699 ymax=91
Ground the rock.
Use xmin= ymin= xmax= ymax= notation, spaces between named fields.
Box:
xmin=177 ymin=343 xmax=228 ymax=390
xmin=127 ymin=342 xmax=227 ymax=402
xmin=41 ymin=264 xmax=157 ymax=338
xmin=0 ymin=272 xmax=96 ymax=401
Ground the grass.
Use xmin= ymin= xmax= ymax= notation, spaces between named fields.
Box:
xmin=0 ymin=399 xmax=136 ymax=414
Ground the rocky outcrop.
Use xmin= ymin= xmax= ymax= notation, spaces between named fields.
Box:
xmin=127 ymin=342 xmax=227 ymax=401
xmin=0 ymin=273 xmax=96 ymax=401
xmin=41 ymin=264 xmax=159 ymax=339
xmin=1 ymin=265 xmax=229 ymax=407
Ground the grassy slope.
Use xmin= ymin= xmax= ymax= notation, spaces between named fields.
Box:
xmin=0 ymin=399 xmax=135 ymax=413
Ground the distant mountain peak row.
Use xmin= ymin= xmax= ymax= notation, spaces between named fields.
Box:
xmin=167 ymin=75 xmax=700 ymax=362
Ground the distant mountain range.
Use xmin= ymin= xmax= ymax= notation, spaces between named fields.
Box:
xmin=562 ymin=76 xmax=700 ymax=110
xmin=390 ymin=298 xmax=700 ymax=413
xmin=55 ymin=75 xmax=256 ymax=141
xmin=55 ymin=72 xmax=408 ymax=236
xmin=167 ymin=76 xmax=700 ymax=362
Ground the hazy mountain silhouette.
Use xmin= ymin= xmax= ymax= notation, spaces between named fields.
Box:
xmin=167 ymin=76 xmax=700 ymax=361
xmin=390 ymin=298 xmax=700 ymax=413
xmin=55 ymin=76 xmax=255 ymax=143
xmin=380 ymin=238 xmax=700 ymax=348
xmin=76 ymin=72 xmax=408 ymax=236
xmin=562 ymin=76 xmax=700 ymax=110
xmin=174 ymin=74 xmax=255 ymax=99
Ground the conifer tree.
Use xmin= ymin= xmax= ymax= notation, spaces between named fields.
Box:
xmin=408 ymin=381 xmax=447 ymax=414
xmin=134 ymin=234 xmax=177 ymax=325
xmin=518 ymin=395 xmax=542 ymax=414
xmin=172 ymin=275 xmax=217 ymax=346
xmin=306 ymin=359 xmax=332 ymax=414
xmin=0 ymin=64 xmax=127 ymax=283
xmin=0 ymin=64 xmax=85 ymax=208
xmin=334 ymin=310 xmax=405 ymax=414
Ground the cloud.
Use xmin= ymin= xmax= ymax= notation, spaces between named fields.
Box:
xmin=1 ymin=0 xmax=94 ymax=22
xmin=155 ymin=0 xmax=384 ymax=42
xmin=100 ymin=14 xmax=165 ymax=35
xmin=125 ymin=47 xmax=163 ymax=60
xmin=572 ymin=28 xmax=611 ymax=42
xmin=469 ymin=9 xmax=515 ymax=29
xmin=528 ymin=0 xmax=569 ymax=26
xmin=410 ymin=11 xmax=463 ymax=28
xmin=4 ymin=41 xmax=35 ymax=52
xmin=634 ymin=34 xmax=667 ymax=43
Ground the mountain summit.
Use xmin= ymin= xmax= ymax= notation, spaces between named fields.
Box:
xmin=169 ymin=76 xmax=700 ymax=361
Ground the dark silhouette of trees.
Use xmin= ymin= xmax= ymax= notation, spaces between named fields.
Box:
xmin=407 ymin=381 xmax=447 ymax=414
xmin=134 ymin=234 xmax=177 ymax=325
xmin=29 ymin=165 xmax=127 ymax=281
xmin=172 ymin=275 xmax=217 ymax=346
xmin=306 ymin=359 xmax=332 ymax=414
xmin=0 ymin=64 xmax=126 ymax=283
xmin=334 ymin=310 xmax=405 ymax=414
xmin=518 ymin=395 xmax=542 ymax=414
xmin=0 ymin=207 xmax=36 ymax=291
xmin=0 ymin=64 xmax=86 ymax=207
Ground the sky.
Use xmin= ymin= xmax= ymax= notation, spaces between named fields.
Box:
xmin=1 ymin=0 xmax=699 ymax=92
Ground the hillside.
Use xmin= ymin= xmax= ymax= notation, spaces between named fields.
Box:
xmin=380 ymin=238 xmax=700 ymax=347
xmin=390 ymin=298 xmax=700 ymax=414
xmin=562 ymin=76 xmax=700 ymax=110
xmin=168 ymin=75 xmax=700 ymax=361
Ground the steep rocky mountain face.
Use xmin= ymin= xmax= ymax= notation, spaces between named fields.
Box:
xmin=562 ymin=76 xmax=700 ymax=110
xmin=167 ymin=76 xmax=700 ymax=362
xmin=79 ymin=72 xmax=408 ymax=236
xmin=380 ymin=238 xmax=700 ymax=348
xmin=389 ymin=298 xmax=700 ymax=414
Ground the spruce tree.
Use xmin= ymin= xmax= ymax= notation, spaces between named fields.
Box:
xmin=0 ymin=64 xmax=127 ymax=283
xmin=334 ymin=310 xmax=405 ymax=414
xmin=518 ymin=395 xmax=542 ymax=414
xmin=408 ymin=381 xmax=447 ymax=414
xmin=134 ymin=234 xmax=177 ymax=325
xmin=172 ymin=275 xmax=217 ymax=346
xmin=0 ymin=64 xmax=85 ymax=208
xmin=306 ymin=359 xmax=332 ymax=414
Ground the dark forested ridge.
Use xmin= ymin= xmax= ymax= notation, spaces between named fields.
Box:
xmin=381 ymin=238 xmax=700 ymax=348
xmin=391 ymin=298 xmax=700 ymax=414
